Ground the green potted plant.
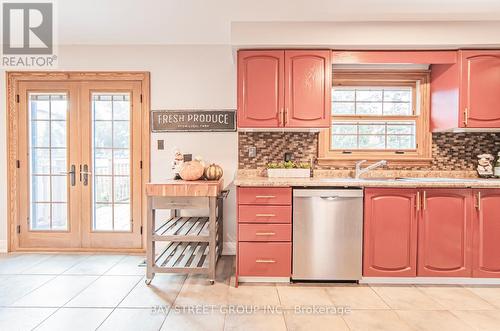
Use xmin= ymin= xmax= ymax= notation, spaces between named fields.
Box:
xmin=266 ymin=161 xmax=311 ymax=178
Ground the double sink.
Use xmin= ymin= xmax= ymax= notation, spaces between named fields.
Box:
xmin=318 ymin=177 xmax=485 ymax=183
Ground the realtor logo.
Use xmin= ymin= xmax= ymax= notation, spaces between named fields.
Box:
xmin=3 ymin=2 xmax=53 ymax=54
xmin=2 ymin=1 xmax=56 ymax=67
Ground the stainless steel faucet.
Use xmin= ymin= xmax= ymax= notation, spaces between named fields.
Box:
xmin=354 ymin=160 xmax=387 ymax=179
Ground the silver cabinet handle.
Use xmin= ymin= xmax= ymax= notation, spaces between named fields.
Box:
xmin=255 ymin=195 xmax=276 ymax=199
xmin=256 ymin=259 xmax=276 ymax=263
xmin=255 ymin=232 xmax=276 ymax=236
xmin=255 ymin=214 xmax=275 ymax=217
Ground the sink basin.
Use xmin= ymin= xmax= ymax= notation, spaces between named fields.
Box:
xmin=395 ymin=177 xmax=481 ymax=182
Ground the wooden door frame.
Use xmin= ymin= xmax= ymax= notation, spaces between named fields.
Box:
xmin=6 ymin=71 xmax=151 ymax=252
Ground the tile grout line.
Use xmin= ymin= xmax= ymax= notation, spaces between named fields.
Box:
xmin=94 ymin=275 xmax=144 ymax=330
xmin=158 ymin=275 xmax=189 ymax=331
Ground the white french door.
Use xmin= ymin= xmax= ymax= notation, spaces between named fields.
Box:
xmin=17 ymin=80 xmax=143 ymax=249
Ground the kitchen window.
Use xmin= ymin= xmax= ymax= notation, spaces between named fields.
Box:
xmin=318 ymin=71 xmax=432 ymax=166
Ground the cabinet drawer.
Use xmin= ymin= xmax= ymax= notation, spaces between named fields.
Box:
xmin=238 ymin=205 xmax=291 ymax=223
xmin=239 ymin=224 xmax=291 ymax=242
xmin=238 ymin=187 xmax=291 ymax=205
xmin=238 ymin=242 xmax=291 ymax=277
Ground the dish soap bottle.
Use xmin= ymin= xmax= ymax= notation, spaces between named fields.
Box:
xmin=495 ymin=152 xmax=500 ymax=178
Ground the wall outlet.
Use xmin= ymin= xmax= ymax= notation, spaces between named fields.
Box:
xmin=157 ymin=139 xmax=164 ymax=150
xmin=248 ymin=146 xmax=257 ymax=158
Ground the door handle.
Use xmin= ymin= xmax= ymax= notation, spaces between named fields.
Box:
xmin=416 ymin=191 xmax=420 ymax=211
xmin=476 ymin=191 xmax=481 ymax=211
xmin=81 ymin=164 xmax=92 ymax=186
xmin=60 ymin=165 xmax=76 ymax=186
xmin=321 ymin=196 xmax=340 ymax=200
xmin=423 ymin=191 xmax=427 ymax=210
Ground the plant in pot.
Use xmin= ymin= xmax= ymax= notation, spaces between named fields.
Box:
xmin=266 ymin=161 xmax=311 ymax=178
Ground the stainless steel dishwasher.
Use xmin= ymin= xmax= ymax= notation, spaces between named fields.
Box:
xmin=292 ymin=189 xmax=363 ymax=281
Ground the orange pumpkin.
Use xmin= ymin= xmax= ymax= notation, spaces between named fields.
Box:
xmin=179 ymin=161 xmax=204 ymax=181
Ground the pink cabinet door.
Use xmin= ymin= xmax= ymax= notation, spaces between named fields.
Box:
xmin=237 ymin=50 xmax=284 ymax=128
xmin=461 ymin=51 xmax=500 ymax=128
xmin=363 ymin=188 xmax=418 ymax=277
xmin=418 ymin=189 xmax=473 ymax=277
xmin=472 ymin=189 xmax=500 ymax=277
xmin=284 ymin=50 xmax=331 ymax=128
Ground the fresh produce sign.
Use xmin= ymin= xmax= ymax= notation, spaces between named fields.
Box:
xmin=151 ymin=110 xmax=236 ymax=132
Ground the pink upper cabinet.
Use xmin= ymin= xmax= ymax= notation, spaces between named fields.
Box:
xmin=284 ymin=50 xmax=331 ymax=128
xmin=237 ymin=50 xmax=284 ymax=128
xmin=237 ymin=50 xmax=331 ymax=128
xmin=418 ymin=189 xmax=473 ymax=277
xmin=472 ymin=189 xmax=500 ymax=278
xmin=461 ymin=51 xmax=500 ymax=128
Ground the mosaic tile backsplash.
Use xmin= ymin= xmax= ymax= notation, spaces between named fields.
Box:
xmin=238 ymin=132 xmax=500 ymax=170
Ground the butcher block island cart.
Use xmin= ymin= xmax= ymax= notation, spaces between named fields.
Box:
xmin=145 ymin=179 xmax=227 ymax=285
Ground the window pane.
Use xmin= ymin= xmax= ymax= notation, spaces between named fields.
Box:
xmin=384 ymin=89 xmax=412 ymax=102
xmin=94 ymin=149 xmax=112 ymax=175
xmin=32 ymin=176 xmax=50 ymax=202
xmin=113 ymin=121 xmax=130 ymax=148
xmin=114 ymin=204 xmax=131 ymax=231
xmin=387 ymin=135 xmax=415 ymax=149
xmin=332 ymin=124 xmax=357 ymax=134
xmin=94 ymin=100 xmax=113 ymax=120
xmin=50 ymin=121 xmax=66 ymax=147
xmin=357 ymin=103 xmax=382 ymax=116
xmin=114 ymin=150 xmax=130 ymax=175
xmin=94 ymin=204 xmax=113 ymax=231
xmin=95 ymin=176 xmax=112 ymax=203
xmin=51 ymin=148 xmax=67 ymax=174
xmin=113 ymin=100 xmax=130 ymax=120
xmin=31 ymin=121 xmax=50 ymax=147
xmin=32 ymin=148 xmax=50 ymax=174
xmin=359 ymin=135 xmax=385 ymax=149
xmin=358 ymin=124 xmax=385 ymax=135
xmin=51 ymin=175 xmax=67 ymax=202
xmin=51 ymin=99 xmax=67 ymax=120
xmin=94 ymin=121 xmax=113 ymax=148
xmin=356 ymin=90 xmax=382 ymax=102
xmin=331 ymin=135 xmax=357 ymax=149
xmin=30 ymin=99 xmax=49 ymax=120
xmin=332 ymin=102 xmax=355 ymax=115
xmin=51 ymin=203 xmax=68 ymax=230
xmin=31 ymin=203 xmax=50 ymax=230
xmin=384 ymin=102 xmax=412 ymax=116
xmin=114 ymin=176 xmax=130 ymax=203
xmin=387 ymin=122 xmax=415 ymax=135
xmin=332 ymin=90 xmax=355 ymax=102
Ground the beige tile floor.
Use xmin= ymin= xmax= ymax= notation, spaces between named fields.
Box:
xmin=1 ymin=253 xmax=500 ymax=331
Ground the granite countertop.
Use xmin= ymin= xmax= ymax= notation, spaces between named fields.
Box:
xmin=234 ymin=170 xmax=500 ymax=188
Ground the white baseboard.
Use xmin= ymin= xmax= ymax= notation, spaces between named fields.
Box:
xmin=0 ymin=240 xmax=7 ymax=253
xmin=361 ymin=277 xmax=500 ymax=285
xmin=222 ymin=242 xmax=236 ymax=256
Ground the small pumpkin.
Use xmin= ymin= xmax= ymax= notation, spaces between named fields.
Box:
xmin=204 ymin=163 xmax=223 ymax=180
xmin=179 ymin=160 xmax=204 ymax=181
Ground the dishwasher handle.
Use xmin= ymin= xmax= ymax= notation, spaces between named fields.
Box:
xmin=294 ymin=189 xmax=364 ymax=198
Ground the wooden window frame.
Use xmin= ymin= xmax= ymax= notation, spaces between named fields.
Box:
xmin=6 ymin=71 xmax=151 ymax=252
xmin=318 ymin=70 xmax=432 ymax=167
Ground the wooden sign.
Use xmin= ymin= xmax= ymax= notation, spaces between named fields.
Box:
xmin=151 ymin=110 xmax=236 ymax=132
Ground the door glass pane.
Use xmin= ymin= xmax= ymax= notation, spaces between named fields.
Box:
xmin=92 ymin=93 xmax=132 ymax=232
xmin=29 ymin=93 xmax=69 ymax=231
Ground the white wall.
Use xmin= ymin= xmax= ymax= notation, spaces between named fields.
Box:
xmin=0 ymin=45 xmax=238 ymax=253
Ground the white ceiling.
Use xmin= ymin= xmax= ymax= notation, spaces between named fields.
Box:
xmin=58 ymin=0 xmax=500 ymax=45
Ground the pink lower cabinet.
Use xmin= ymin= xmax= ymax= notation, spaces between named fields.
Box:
xmin=473 ymin=189 xmax=500 ymax=277
xmin=418 ymin=189 xmax=473 ymax=277
xmin=236 ymin=187 xmax=292 ymax=284
xmin=363 ymin=188 xmax=418 ymax=277
xmin=238 ymin=242 xmax=291 ymax=276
